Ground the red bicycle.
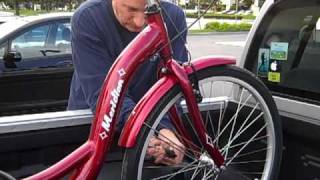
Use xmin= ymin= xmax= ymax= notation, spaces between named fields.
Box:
xmin=0 ymin=0 xmax=282 ymax=179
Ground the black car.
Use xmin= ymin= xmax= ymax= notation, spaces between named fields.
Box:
xmin=0 ymin=13 xmax=73 ymax=116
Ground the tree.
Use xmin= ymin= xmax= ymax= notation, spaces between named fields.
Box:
xmin=241 ymin=0 xmax=254 ymax=9
xmin=1 ymin=0 xmax=87 ymax=13
xmin=15 ymin=0 xmax=20 ymax=16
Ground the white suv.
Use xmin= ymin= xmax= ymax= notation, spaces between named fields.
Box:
xmin=240 ymin=0 xmax=320 ymax=179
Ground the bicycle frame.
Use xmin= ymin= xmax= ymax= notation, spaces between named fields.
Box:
xmin=25 ymin=1 xmax=235 ymax=180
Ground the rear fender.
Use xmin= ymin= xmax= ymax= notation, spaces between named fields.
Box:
xmin=118 ymin=56 xmax=236 ymax=147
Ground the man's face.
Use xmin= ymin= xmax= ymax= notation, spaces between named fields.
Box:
xmin=112 ymin=0 xmax=146 ymax=32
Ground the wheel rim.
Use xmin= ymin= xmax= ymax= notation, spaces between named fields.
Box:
xmin=136 ymin=75 xmax=277 ymax=180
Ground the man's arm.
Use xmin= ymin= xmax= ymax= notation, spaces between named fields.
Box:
xmin=71 ymin=10 xmax=135 ymax=129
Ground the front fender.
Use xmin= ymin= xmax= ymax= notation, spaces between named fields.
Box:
xmin=118 ymin=56 xmax=236 ymax=148
xmin=184 ymin=55 xmax=236 ymax=73
xmin=118 ymin=75 xmax=177 ymax=147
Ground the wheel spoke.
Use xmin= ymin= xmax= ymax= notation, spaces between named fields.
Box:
xmin=233 ymin=103 xmax=259 ymax=139
xmin=143 ymin=122 xmax=198 ymax=161
xmin=228 ymin=168 xmax=264 ymax=175
xmin=233 ymin=171 xmax=263 ymax=175
xmin=217 ymin=169 xmax=252 ymax=180
xmin=216 ymin=82 xmax=232 ymax=147
xmin=184 ymin=113 xmax=203 ymax=147
xmin=226 ymin=147 xmax=270 ymax=160
xmin=222 ymin=135 xmax=269 ymax=151
xmin=206 ymin=108 xmax=217 ymax=144
xmin=229 ymin=159 xmax=266 ymax=165
xmin=190 ymin=161 xmax=203 ymax=180
xmin=206 ymin=81 xmax=217 ymax=139
xmin=221 ymin=112 xmax=264 ymax=155
xmin=200 ymin=83 xmax=206 ymax=98
xmin=150 ymin=164 xmax=207 ymax=180
xmin=144 ymin=160 xmax=197 ymax=169
xmin=203 ymin=168 xmax=215 ymax=180
xmin=157 ymin=120 xmax=203 ymax=154
xmin=226 ymin=123 xmax=267 ymax=166
xmin=212 ymin=96 xmax=253 ymax=145
xmin=205 ymin=170 xmax=217 ymax=180
xmin=128 ymin=68 xmax=280 ymax=180
xmin=225 ymin=88 xmax=245 ymax=159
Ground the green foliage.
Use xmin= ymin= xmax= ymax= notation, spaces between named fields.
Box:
xmin=1 ymin=0 xmax=85 ymax=15
xmin=185 ymin=0 xmax=222 ymax=10
xmin=204 ymin=22 xmax=252 ymax=32
xmin=6 ymin=9 xmax=50 ymax=16
xmin=185 ymin=12 xmax=255 ymax=20
xmin=242 ymin=14 xmax=256 ymax=20
xmin=242 ymin=0 xmax=254 ymax=7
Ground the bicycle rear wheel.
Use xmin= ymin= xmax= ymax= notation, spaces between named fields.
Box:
xmin=121 ymin=65 xmax=282 ymax=180
xmin=0 ymin=170 xmax=16 ymax=180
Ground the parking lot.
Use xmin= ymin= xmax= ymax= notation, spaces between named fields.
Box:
xmin=1 ymin=0 xmax=320 ymax=179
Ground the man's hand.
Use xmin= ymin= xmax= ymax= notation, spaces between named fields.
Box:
xmin=147 ymin=129 xmax=185 ymax=165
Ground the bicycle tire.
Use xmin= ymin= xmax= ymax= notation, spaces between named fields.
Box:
xmin=0 ymin=170 xmax=16 ymax=180
xmin=121 ymin=65 xmax=282 ymax=180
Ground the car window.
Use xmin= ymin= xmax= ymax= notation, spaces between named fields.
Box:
xmin=245 ymin=1 xmax=320 ymax=102
xmin=51 ymin=22 xmax=71 ymax=56
xmin=0 ymin=44 xmax=4 ymax=61
xmin=11 ymin=25 xmax=50 ymax=59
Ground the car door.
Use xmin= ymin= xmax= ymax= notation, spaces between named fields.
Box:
xmin=0 ymin=41 xmax=7 ymax=71
xmin=47 ymin=20 xmax=72 ymax=67
xmin=241 ymin=0 xmax=320 ymax=179
xmin=9 ymin=23 xmax=52 ymax=70
xmin=8 ymin=20 xmax=72 ymax=70
xmin=244 ymin=0 xmax=320 ymax=102
xmin=0 ymin=19 xmax=73 ymax=116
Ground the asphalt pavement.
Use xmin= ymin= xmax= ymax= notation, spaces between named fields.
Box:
xmin=187 ymin=32 xmax=248 ymax=62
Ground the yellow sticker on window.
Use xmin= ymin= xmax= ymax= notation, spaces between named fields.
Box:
xmin=268 ymin=72 xmax=280 ymax=82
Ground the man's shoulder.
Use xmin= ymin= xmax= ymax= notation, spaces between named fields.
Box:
xmin=160 ymin=0 xmax=185 ymax=22
xmin=160 ymin=1 xmax=184 ymax=14
xmin=76 ymin=0 xmax=107 ymax=12
xmin=73 ymin=0 xmax=109 ymax=21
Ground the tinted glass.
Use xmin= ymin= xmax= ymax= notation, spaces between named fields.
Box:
xmin=52 ymin=22 xmax=71 ymax=56
xmin=11 ymin=25 xmax=50 ymax=59
xmin=0 ymin=44 xmax=4 ymax=61
xmin=246 ymin=1 xmax=320 ymax=102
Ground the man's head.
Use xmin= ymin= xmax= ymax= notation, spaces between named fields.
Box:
xmin=112 ymin=0 xmax=146 ymax=32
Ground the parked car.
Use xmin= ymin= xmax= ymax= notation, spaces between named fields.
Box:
xmin=0 ymin=11 xmax=14 ymax=16
xmin=2 ymin=0 xmax=320 ymax=179
xmin=240 ymin=0 xmax=320 ymax=179
xmin=0 ymin=12 xmax=73 ymax=116
xmin=0 ymin=11 xmax=19 ymax=24
xmin=0 ymin=16 xmax=20 ymax=24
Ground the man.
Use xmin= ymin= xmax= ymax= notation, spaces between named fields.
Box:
xmin=68 ymin=0 xmax=188 ymax=165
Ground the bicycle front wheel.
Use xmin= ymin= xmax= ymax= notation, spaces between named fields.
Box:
xmin=122 ymin=65 xmax=282 ymax=180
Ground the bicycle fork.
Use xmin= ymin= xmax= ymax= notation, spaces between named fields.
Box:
xmin=166 ymin=60 xmax=225 ymax=167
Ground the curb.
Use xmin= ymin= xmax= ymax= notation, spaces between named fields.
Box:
xmin=187 ymin=31 xmax=249 ymax=36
